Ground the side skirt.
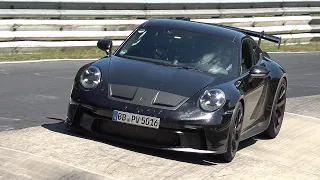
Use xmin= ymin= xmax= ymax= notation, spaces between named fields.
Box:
xmin=239 ymin=120 xmax=269 ymax=141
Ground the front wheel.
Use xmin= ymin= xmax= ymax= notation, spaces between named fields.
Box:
xmin=263 ymin=78 xmax=287 ymax=139
xmin=220 ymin=102 xmax=244 ymax=162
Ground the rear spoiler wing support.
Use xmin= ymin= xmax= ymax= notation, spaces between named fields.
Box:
xmin=278 ymin=37 xmax=282 ymax=49
xmin=258 ymin=30 xmax=264 ymax=46
xmin=257 ymin=30 xmax=281 ymax=49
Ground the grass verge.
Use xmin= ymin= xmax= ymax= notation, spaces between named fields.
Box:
xmin=0 ymin=43 xmax=319 ymax=62
xmin=0 ymin=47 xmax=106 ymax=62
xmin=261 ymin=42 xmax=320 ymax=52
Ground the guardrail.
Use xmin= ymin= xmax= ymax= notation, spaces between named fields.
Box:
xmin=2 ymin=0 xmax=320 ymax=11
xmin=1 ymin=7 xmax=320 ymax=19
xmin=0 ymin=0 xmax=320 ymax=53
xmin=1 ymin=0 xmax=320 ymax=19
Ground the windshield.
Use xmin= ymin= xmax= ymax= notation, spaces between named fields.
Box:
xmin=115 ymin=26 xmax=237 ymax=76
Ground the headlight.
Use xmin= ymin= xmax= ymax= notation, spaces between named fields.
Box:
xmin=199 ymin=89 xmax=226 ymax=112
xmin=80 ymin=66 xmax=101 ymax=89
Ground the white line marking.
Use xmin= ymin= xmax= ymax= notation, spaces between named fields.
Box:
xmin=286 ymin=77 xmax=305 ymax=80
xmin=0 ymin=69 xmax=9 ymax=74
xmin=0 ymin=146 xmax=115 ymax=179
xmin=34 ymin=95 xmax=59 ymax=100
xmin=34 ymin=72 xmax=73 ymax=80
xmin=304 ymin=72 xmax=320 ymax=76
xmin=0 ymin=58 xmax=95 ymax=64
xmin=289 ymin=84 xmax=320 ymax=88
xmin=269 ymin=52 xmax=320 ymax=54
xmin=285 ymin=112 xmax=320 ymax=120
xmin=0 ymin=117 xmax=21 ymax=121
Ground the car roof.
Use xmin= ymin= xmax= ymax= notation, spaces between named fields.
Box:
xmin=142 ymin=19 xmax=247 ymax=43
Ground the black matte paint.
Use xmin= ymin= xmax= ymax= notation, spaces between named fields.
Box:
xmin=66 ymin=19 xmax=287 ymax=154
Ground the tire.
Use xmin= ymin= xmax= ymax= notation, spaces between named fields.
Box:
xmin=220 ymin=102 xmax=244 ymax=162
xmin=263 ymin=78 xmax=287 ymax=139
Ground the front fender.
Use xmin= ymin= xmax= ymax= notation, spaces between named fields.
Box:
xmin=263 ymin=57 xmax=287 ymax=126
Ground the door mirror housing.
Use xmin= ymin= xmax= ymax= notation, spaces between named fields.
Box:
xmin=97 ymin=39 xmax=113 ymax=57
xmin=249 ymin=65 xmax=270 ymax=79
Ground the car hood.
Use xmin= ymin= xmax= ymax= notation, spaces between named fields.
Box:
xmin=94 ymin=56 xmax=219 ymax=109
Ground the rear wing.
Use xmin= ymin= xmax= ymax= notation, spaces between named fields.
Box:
xmin=178 ymin=18 xmax=282 ymax=49
xmin=219 ymin=25 xmax=282 ymax=49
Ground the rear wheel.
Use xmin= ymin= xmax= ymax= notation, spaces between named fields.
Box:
xmin=263 ymin=79 xmax=287 ymax=138
xmin=220 ymin=102 xmax=244 ymax=162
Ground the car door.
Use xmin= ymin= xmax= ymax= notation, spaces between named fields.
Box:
xmin=238 ymin=38 xmax=269 ymax=133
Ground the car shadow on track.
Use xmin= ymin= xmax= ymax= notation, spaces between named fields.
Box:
xmin=42 ymin=121 xmax=259 ymax=166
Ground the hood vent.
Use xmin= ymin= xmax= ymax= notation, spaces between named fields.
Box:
xmin=152 ymin=91 xmax=186 ymax=107
xmin=108 ymin=84 xmax=188 ymax=110
xmin=109 ymin=84 xmax=137 ymax=100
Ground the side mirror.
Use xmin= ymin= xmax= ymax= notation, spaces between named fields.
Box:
xmin=249 ymin=65 xmax=270 ymax=79
xmin=97 ymin=40 xmax=113 ymax=57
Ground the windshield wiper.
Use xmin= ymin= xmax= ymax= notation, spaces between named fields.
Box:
xmin=119 ymin=55 xmax=145 ymax=61
xmin=119 ymin=55 xmax=164 ymax=64
xmin=170 ymin=65 xmax=204 ymax=72
xmin=118 ymin=54 xmax=204 ymax=72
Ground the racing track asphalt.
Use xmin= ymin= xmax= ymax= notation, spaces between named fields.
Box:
xmin=0 ymin=53 xmax=320 ymax=179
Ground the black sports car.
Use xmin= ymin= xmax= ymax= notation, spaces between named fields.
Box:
xmin=66 ymin=19 xmax=287 ymax=162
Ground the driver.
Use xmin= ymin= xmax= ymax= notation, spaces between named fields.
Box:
xmin=197 ymin=44 xmax=233 ymax=75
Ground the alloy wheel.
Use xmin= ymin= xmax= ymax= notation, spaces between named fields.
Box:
xmin=273 ymin=82 xmax=286 ymax=132
xmin=231 ymin=106 xmax=243 ymax=155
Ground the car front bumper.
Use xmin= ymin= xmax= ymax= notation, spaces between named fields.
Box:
xmin=66 ymin=102 xmax=231 ymax=154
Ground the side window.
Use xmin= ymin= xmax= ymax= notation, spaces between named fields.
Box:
xmin=250 ymin=39 xmax=263 ymax=64
xmin=241 ymin=39 xmax=254 ymax=74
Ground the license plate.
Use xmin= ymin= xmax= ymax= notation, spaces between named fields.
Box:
xmin=112 ymin=110 xmax=160 ymax=129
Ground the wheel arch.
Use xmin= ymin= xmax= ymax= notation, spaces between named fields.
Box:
xmin=239 ymin=98 xmax=245 ymax=113
xmin=265 ymin=74 xmax=287 ymax=129
xmin=282 ymin=74 xmax=288 ymax=86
